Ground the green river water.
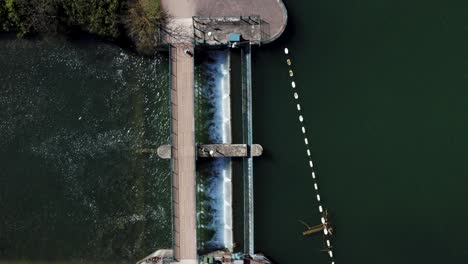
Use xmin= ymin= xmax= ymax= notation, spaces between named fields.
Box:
xmin=253 ymin=0 xmax=468 ymax=263
xmin=0 ymin=35 xmax=171 ymax=263
xmin=2 ymin=0 xmax=468 ymax=263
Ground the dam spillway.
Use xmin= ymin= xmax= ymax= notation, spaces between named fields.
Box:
xmin=152 ymin=0 xmax=288 ymax=260
xmin=157 ymin=44 xmax=261 ymax=263
xmin=194 ymin=50 xmax=234 ymax=251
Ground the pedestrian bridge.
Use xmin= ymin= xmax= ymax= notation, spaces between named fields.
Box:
xmin=151 ymin=43 xmax=259 ymax=264
xmin=147 ymin=0 xmax=287 ymax=262
xmin=166 ymin=42 xmax=257 ymax=262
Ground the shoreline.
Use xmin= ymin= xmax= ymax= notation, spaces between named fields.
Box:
xmin=0 ymin=31 xmax=157 ymax=58
xmin=0 ymin=0 xmax=166 ymax=55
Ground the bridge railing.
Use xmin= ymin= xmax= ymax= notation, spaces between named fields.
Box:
xmin=168 ymin=46 xmax=178 ymax=261
xmin=241 ymin=43 xmax=254 ymax=256
xmin=193 ymin=16 xmax=263 ymax=46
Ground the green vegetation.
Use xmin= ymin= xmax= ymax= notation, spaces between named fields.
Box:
xmin=0 ymin=0 xmax=167 ymax=54
xmin=124 ymin=0 xmax=167 ymax=54
xmin=63 ymin=0 xmax=122 ymax=38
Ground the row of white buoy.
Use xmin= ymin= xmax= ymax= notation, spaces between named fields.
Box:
xmin=284 ymin=47 xmax=335 ymax=264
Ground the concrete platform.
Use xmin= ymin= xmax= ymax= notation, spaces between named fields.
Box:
xmin=198 ymin=144 xmax=263 ymax=157
xmin=156 ymin=145 xmax=171 ymax=159
xmin=161 ymin=0 xmax=287 ymax=44
xmin=157 ymin=144 xmax=263 ymax=159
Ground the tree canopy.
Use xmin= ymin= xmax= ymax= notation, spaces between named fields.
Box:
xmin=0 ymin=0 xmax=166 ymax=54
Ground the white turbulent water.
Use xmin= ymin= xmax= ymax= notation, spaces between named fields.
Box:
xmin=0 ymin=36 xmax=172 ymax=262
xmin=197 ymin=50 xmax=234 ymax=250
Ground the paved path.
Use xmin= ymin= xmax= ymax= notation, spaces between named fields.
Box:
xmin=170 ymin=45 xmax=197 ymax=264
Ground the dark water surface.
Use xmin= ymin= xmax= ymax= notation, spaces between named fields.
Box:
xmin=0 ymin=36 xmax=171 ymax=263
xmin=2 ymin=0 xmax=468 ymax=263
xmin=253 ymin=0 xmax=468 ymax=263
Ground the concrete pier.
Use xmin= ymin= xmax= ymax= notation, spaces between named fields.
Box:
xmin=160 ymin=0 xmax=287 ymax=44
xmin=198 ymin=144 xmax=263 ymax=157
xmin=157 ymin=144 xmax=263 ymax=159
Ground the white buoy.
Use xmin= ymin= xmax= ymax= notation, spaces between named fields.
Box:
xmin=304 ymin=138 xmax=309 ymax=145
xmin=307 ymin=149 xmax=311 ymax=156
xmin=297 ymin=104 xmax=301 ymax=111
xmin=284 ymin=48 xmax=289 ymax=54
xmin=289 ymin=70 xmax=294 ymax=77
xmin=302 ymin=126 xmax=306 ymax=134
xmin=299 ymin=115 xmax=303 ymax=122
xmin=294 ymin=92 xmax=299 ymax=99
xmin=309 ymin=160 xmax=313 ymax=167
xmin=319 ymin=205 xmax=323 ymax=212
xmin=209 ymin=150 xmax=214 ymax=156
xmin=312 ymin=172 xmax=316 ymax=179
xmin=291 ymin=81 xmax=296 ymax=88
xmin=317 ymin=194 xmax=321 ymax=201
xmin=329 ymin=251 xmax=333 ymax=258
xmin=321 ymin=217 xmax=325 ymax=224
xmin=326 ymin=240 xmax=331 ymax=247
xmin=324 ymin=228 xmax=328 ymax=235
xmin=314 ymin=183 xmax=318 ymax=190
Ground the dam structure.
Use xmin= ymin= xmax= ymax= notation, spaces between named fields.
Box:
xmin=144 ymin=1 xmax=287 ymax=264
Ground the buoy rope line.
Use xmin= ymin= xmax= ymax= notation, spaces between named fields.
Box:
xmin=283 ymin=47 xmax=336 ymax=264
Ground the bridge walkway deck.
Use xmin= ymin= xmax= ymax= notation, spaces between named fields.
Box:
xmin=170 ymin=45 xmax=197 ymax=264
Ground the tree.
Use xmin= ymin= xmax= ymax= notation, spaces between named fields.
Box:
xmin=2 ymin=0 xmax=23 ymax=34
xmin=0 ymin=0 xmax=59 ymax=36
xmin=62 ymin=0 xmax=121 ymax=38
xmin=0 ymin=0 xmax=168 ymax=55
xmin=123 ymin=0 xmax=167 ymax=55
xmin=0 ymin=2 xmax=7 ymax=30
xmin=16 ymin=0 xmax=60 ymax=34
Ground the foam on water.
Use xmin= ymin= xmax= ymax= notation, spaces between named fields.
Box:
xmin=207 ymin=51 xmax=233 ymax=250
xmin=196 ymin=50 xmax=233 ymax=250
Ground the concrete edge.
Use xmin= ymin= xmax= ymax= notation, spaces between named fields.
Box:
xmin=262 ymin=0 xmax=288 ymax=44
xmin=157 ymin=145 xmax=172 ymax=159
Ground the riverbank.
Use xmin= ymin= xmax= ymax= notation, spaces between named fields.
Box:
xmin=0 ymin=0 xmax=165 ymax=55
